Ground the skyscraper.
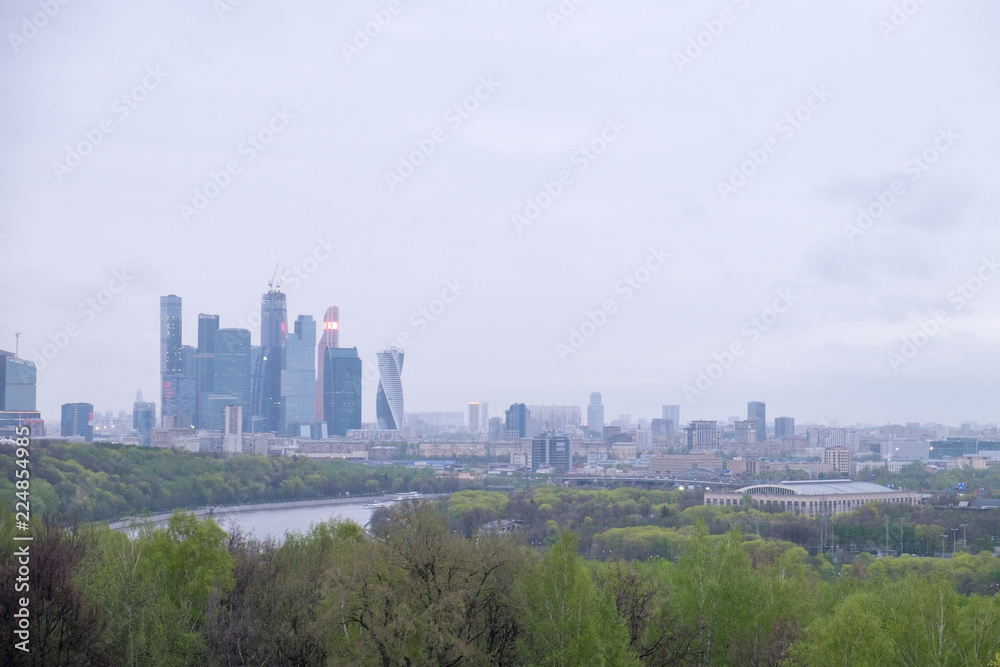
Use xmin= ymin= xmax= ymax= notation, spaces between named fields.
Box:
xmin=195 ymin=314 xmax=219 ymax=428
xmin=531 ymin=431 xmax=570 ymax=472
xmin=160 ymin=295 xmax=183 ymax=425
xmin=505 ymin=403 xmax=528 ymax=438
xmin=662 ymin=404 xmax=680 ymax=434
xmin=282 ymin=314 xmax=316 ymax=436
xmin=469 ymin=402 xmax=481 ymax=436
xmin=313 ymin=306 xmax=340 ymax=421
xmin=257 ymin=288 xmax=287 ymax=433
xmin=747 ymin=401 xmax=766 ymax=443
xmin=133 ymin=389 xmax=156 ymax=446
xmin=0 ymin=350 xmax=36 ymax=411
xmin=61 ymin=403 xmax=94 ymax=441
xmin=587 ymin=392 xmax=604 ymax=437
xmin=376 ymin=347 xmax=404 ymax=430
xmin=775 ymin=416 xmax=795 ymax=440
xmin=214 ymin=329 xmax=252 ymax=429
xmin=323 ymin=346 xmax=362 ymax=436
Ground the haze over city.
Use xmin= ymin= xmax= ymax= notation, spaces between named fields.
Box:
xmin=2 ymin=1 xmax=999 ymax=426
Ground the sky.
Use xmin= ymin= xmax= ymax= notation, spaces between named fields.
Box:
xmin=2 ymin=0 xmax=999 ymax=428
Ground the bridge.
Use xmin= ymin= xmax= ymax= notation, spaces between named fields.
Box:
xmin=561 ymin=475 xmax=743 ymax=489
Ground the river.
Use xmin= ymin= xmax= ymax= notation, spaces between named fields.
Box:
xmin=110 ymin=494 xmax=446 ymax=541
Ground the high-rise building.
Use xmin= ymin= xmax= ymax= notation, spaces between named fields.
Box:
xmin=323 ymin=347 xmax=362 ymax=436
xmin=527 ymin=406 xmax=581 ymax=436
xmin=505 ymin=403 xmax=528 ymax=439
xmin=587 ymin=392 xmax=604 ymax=437
xmin=775 ymin=416 xmax=795 ymax=440
xmin=469 ymin=402 xmax=481 ymax=436
xmin=747 ymin=401 xmax=766 ymax=443
xmin=160 ymin=295 xmax=183 ymax=425
xmin=256 ymin=288 xmax=287 ymax=433
xmin=734 ymin=420 xmax=757 ymax=445
xmin=487 ymin=416 xmax=504 ymax=441
xmin=282 ymin=315 xmax=316 ymax=435
xmin=222 ymin=405 xmax=243 ymax=453
xmin=195 ymin=314 xmax=219 ymax=428
xmin=133 ymin=389 xmax=156 ymax=446
xmin=531 ymin=432 xmax=570 ymax=472
xmin=160 ymin=295 xmax=182 ymax=374
xmin=376 ymin=347 xmax=404 ymax=430
xmin=314 ymin=306 xmax=340 ymax=421
xmin=61 ymin=403 xmax=94 ymax=441
xmin=214 ymin=329 xmax=252 ymax=430
xmin=662 ymin=405 xmax=680 ymax=434
xmin=480 ymin=401 xmax=489 ymax=432
xmin=686 ymin=420 xmax=720 ymax=450
xmin=0 ymin=350 xmax=36 ymax=411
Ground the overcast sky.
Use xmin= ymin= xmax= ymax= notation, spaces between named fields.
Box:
xmin=2 ymin=1 xmax=999 ymax=428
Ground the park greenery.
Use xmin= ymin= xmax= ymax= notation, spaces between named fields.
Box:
xmin=5 ymin=441 xmax=1000 ymax=664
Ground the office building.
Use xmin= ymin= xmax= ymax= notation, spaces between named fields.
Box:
xmin=61 ymin=403 xmax=94 ymax=441
xmin=748 ymin=401 xmax=766 ymax=443
xmin=214 ymin=329 xmax=252 ymax=429
xmin=160 ymin=295 xmax=183 ymax=424
xmin=0 ymin=350 xmax=36 ymax=411
xmin=257 ymin=288 xmax=287 ymax=433
xmin=828 ymin=428 xmax=860 ymax=452
xmin=323 ymin=347 xmax=362 ymax=436
xmin=587 ymin=392 xmax=604 ymax=437
xmin=685 ymin=420 xmax=720 ymax=450
xmin=376 ymin=347 xmax=404 ymax=430
xmin=775 ymin=416 xmax=795 ymax=440
xmin=468 ymin=402 xmax=482 ymax=436
xmin=505 ymin=403 xmax=528 ymax=439
xmin=527 ymin=406 xmax=581 ymax=436
xmin=195 ymin=314 xmax=219 ymax=428
xmin=824 ymin=447 xmax=852 ymax=476
xmin=662 ymin=405 xmax=680 ymax=434
xmin=282 ymin=314 xmax=316 ymax=435
xmin=531 ymin=431 xmax=570 ymax=472
xmin=222 ymin=405 xmax=243 ymax=453
xmin=734 ymin=420 xmax=757 ymax=445
xmin=133 ymin=390 xmax=156 ymax=446
xmin=314 ymin=305 xmax=340 ymax=421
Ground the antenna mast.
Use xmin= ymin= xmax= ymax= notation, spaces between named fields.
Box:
xmin=15 ymin=331 xmax=22 ymax=358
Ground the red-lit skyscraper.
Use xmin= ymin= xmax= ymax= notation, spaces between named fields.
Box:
xmin=314 ymin=306 xmax=340 ymax=422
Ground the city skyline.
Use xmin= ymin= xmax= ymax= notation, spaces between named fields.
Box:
xmin=3 ymin=2 xmax=999 ymax=427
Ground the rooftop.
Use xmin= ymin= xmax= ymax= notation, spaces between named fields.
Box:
xmin=736 ymin=479 xmax=905 ymax=496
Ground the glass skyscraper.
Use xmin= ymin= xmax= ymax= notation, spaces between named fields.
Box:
xmin=376 ymin=347 xmax=404 ymax=430
xmin=160 ymin=295 xmax=183 ymax=426
xmin=662 ymin=404 xmax=680 ymax=434
xmin=195 ymin=314 xmax=219 ymax=428
xmin=505 ymin=403 xmax=528 ymax=438
xmin=0 ymin=351 xmax=37 ymax=411
xmin=323 ymin=346 xmax=362 ymax=436
xmin=314 ymin=305 xmax=340 ymax=422
xmin=282 ymin=314 xmax=316 ymax=435
xmin=214 ymin=328 xmax=252 ymax=430
xmin=531 ymin=431 xmax=570 ymax=472
xmin=257 ymin=289 xmax=287 ymax=433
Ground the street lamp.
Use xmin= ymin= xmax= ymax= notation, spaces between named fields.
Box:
xmin=960 ymin=523 xmax=969 ymax=551
xmin=952 ymin=527 xmax=959 ymax=554
xmin=940 ymin=534 xmax=948 ymax=558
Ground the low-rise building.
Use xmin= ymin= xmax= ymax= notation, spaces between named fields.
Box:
xmin=704 ymin=479 xmax=919 ymax=516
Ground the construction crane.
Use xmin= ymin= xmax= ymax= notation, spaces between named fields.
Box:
xmin=267 ymin=264 xmax=285 ymax=291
